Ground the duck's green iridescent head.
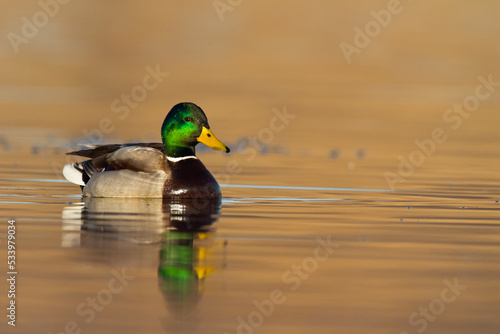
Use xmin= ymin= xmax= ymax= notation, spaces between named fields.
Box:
xmin=161 ymin=102 xmax=230 ymax=158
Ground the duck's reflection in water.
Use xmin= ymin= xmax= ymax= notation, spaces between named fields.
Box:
xmin=159 ymin=198 xmax=226 ymax=321
xmin=61 ymin=197 xmax=227 ymax=324
xmin=62 ymin=197 xmax=166 ymax=247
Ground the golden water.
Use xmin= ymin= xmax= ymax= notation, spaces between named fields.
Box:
xmin=1 ymin=1 xmax=500 ymax=333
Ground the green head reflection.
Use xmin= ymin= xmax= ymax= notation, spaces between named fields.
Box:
xmin=158 ymin=198 xmax=226 ymax=314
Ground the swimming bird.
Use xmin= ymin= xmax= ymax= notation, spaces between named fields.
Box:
xmin=63 ymin=102 xmax=230 ymax=199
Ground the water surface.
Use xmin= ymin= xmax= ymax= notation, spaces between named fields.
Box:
xmin=1 ymin=143 xmax=499 ymax=334
xmin=1 ymin=1 xmax=500 ymax=333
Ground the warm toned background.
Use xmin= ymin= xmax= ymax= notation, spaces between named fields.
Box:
xmin=1 ymin=2 xmax=500 ymax=334
xmin=1 ymin=0 xmax=499 ymax=190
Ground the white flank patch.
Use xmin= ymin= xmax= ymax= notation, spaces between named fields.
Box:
xmin=63 ymin=164 xmax=85 ymax=186
xmin=166 ymin=156 xmax=198 ymax=162
xmin=77 ymin=144 xmax=97 ymax=150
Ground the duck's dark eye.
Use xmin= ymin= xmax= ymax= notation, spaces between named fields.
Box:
xmin=184 ymin=117 xmax=192 ymax=122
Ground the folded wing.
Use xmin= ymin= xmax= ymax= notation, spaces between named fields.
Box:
xmin=63 ymin=144 xmax=167 ymax=186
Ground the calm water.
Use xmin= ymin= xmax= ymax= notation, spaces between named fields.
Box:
xmin=0 ymin=141 xmax=499 ymax=334
xmin=2 ymin=1 xmax=500 ymax=333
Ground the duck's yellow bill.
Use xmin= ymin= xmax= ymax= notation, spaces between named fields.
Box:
xmin=197 ymin=126 xmax=230 ymax=153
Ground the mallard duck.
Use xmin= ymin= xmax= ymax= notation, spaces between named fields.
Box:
xmin=63 ymin=102 xmax=230 ymax=199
